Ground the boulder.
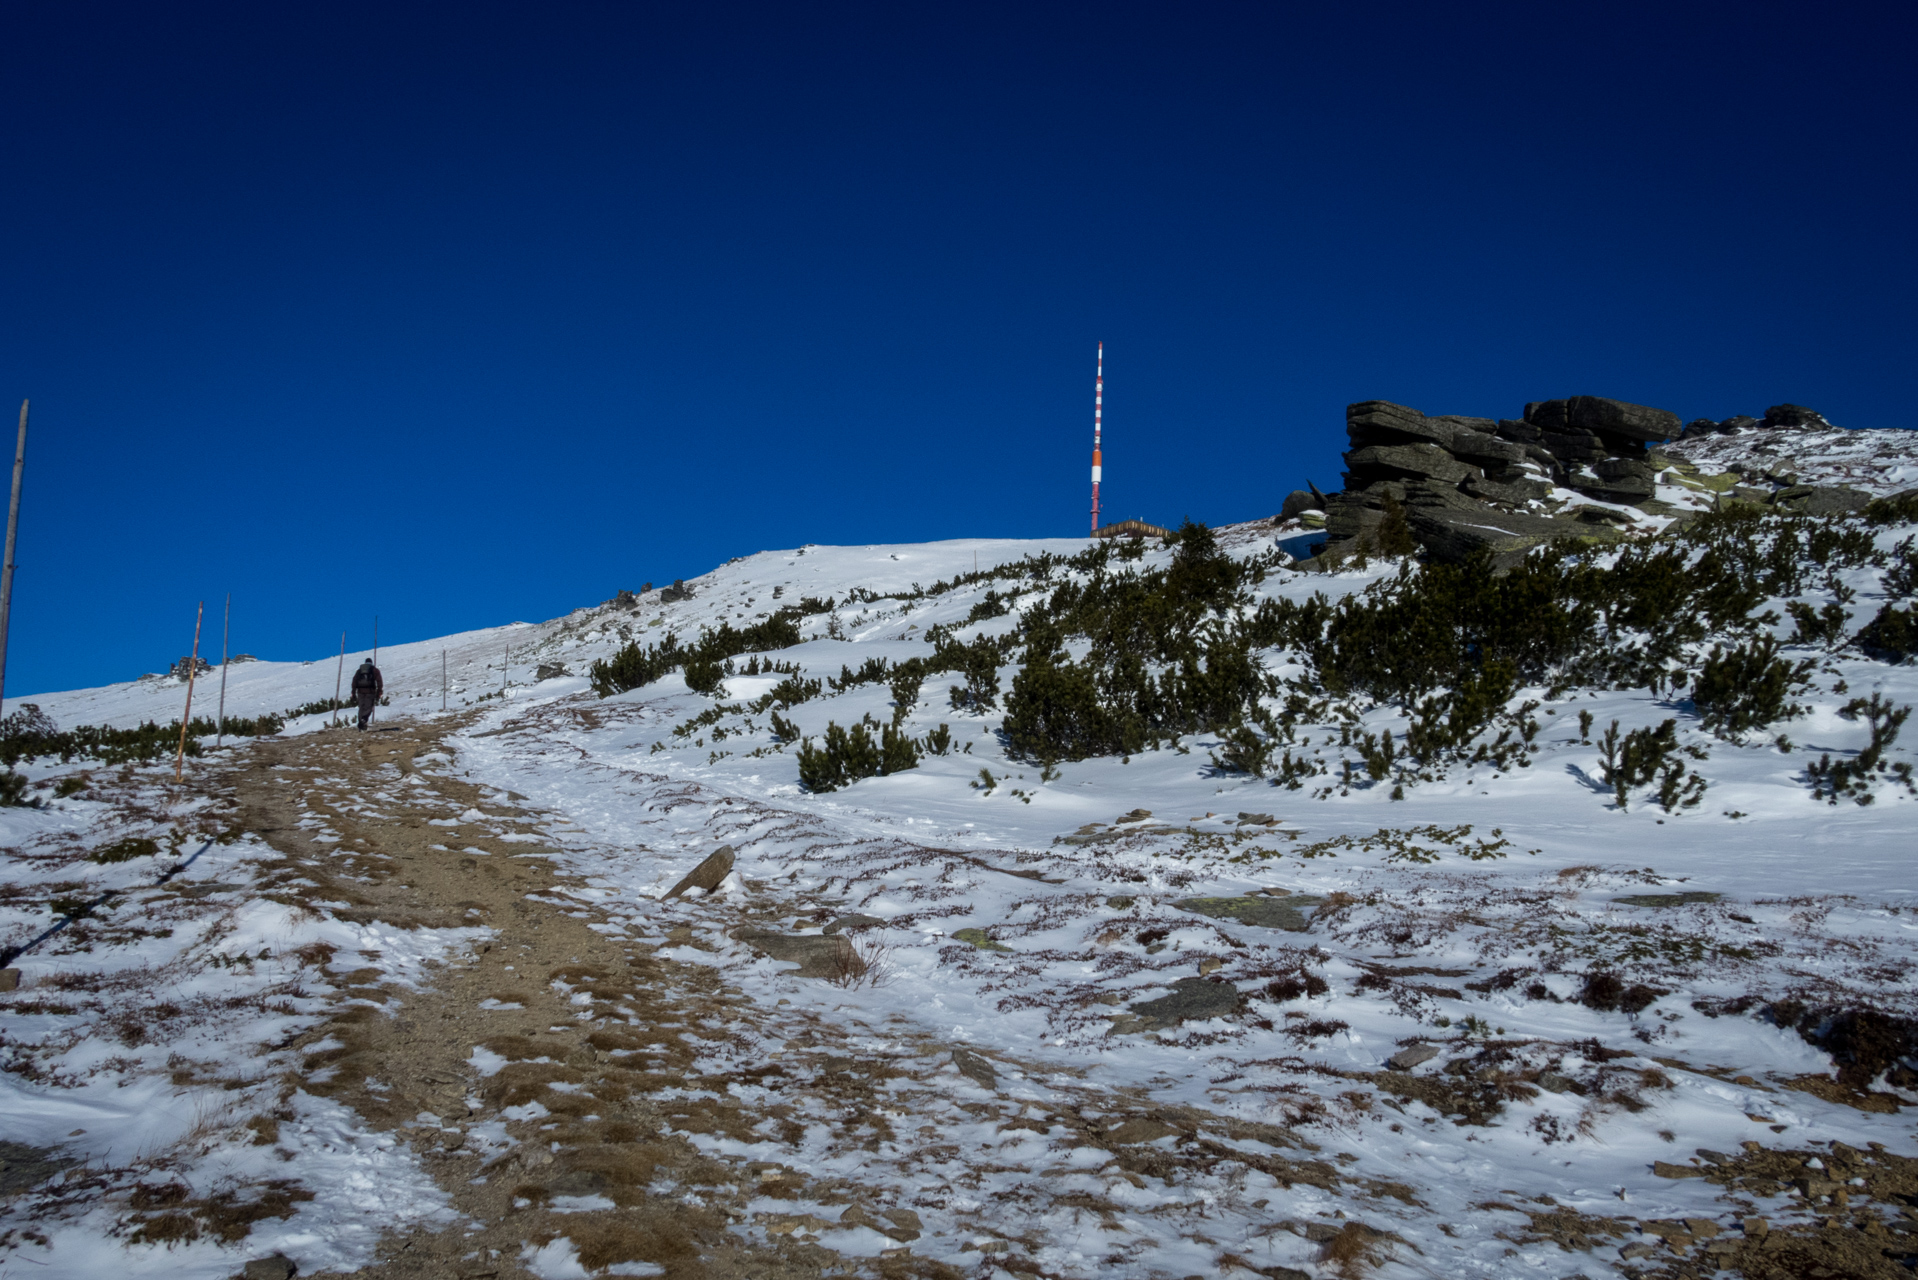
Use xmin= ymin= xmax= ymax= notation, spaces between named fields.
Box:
xmin=535 ymin=663 xmax=570 ymax=681
xmin=1683 ymin=418 xmax=1718 ymax=438
xmin=1322 ymin=498 xmax=1384 ymax=548
xmin=1446 ymin=430 xmax=1526 ymax=467
xmin=1343 ymin=444 xmax=1480 ymax=486
xmin=0 ymin=1140 xmax=78 ymax=1195
xmin=1496 ymin=418 xmax=1542 ymax=445
xmin=664 ymin=845 xmax=735 ymax=899
xmin=1279 ymin=490 xmax=1320 ymax=520
xmin=1386 ymin=1043 xmax=1441 ymax=1071
xmin=951 ymin=927 xmax=1012 ymax=953
xmin=1426 ymin=414 xmax=1500 ymax=435
xmin=950 ymin=1047 xmax=998 ymax=1089
xmin=1462 ymin=475 xmax=1553 ymax=506
xmin=1538 ymin=427 xmax=1609 ymax=465
xmin=243 ymin=1258 xmax=297 ymax=1280
xmin=1565 ymin=396 xmax=1681 ymax=443
xmin=1719 ymin=415 xmax=1759 ymax=433
xmin=1771 ymin=484 xmax=1870 ymax=516
xmin=1530 ymin=397 xmax=1679 ymax=443
xmin=1117 ymin=977 xmax=1243 ymax=1032
xmin=1399 ymin=478 xmax=1484 ymax=512
xmin=733 ymin=928 xmax=854 ymax=978
xmin=1612 ymin=891 xmax=1723 ymax=908
xmin=0 ymin=968 xmax=19 ymax=993
xmin=1763 ymin=404 xmax=1832 ymax=429
xmin=1344 ymin=401 xmax=1458 ymax=449
xmin=1175 ymin=893 xmax=1320 ymax=931
xmin=1576 ymin=457 xmax=1657 ymax=502
xmin=1406 ymin=506 xmax=1613 ymax=565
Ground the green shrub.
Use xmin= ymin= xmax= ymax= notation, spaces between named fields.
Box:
xmin=1692 ymin=636 xmax=1809 ymax=739
xmin=90 ymin=836 xmax=159 ymax=864
xmin=0 ymin=769 xmax=35 ymax=808
xmin=0 ymin=703 xmax=274 ymax=767
xmin=1857 ymin=604 xmax=1916 ymax=663
xmin=1865 ymin=491 xmax=1918 ymax=526
xmin=590 ymin=611 xmax=805 ymax=698
xmin=943 ymin=635 xmax=1005 ymax=712
xmin=796 ymin=719 xmax=926 ymax=792
xmin=1786 ymin=601 xmax=1850 ymax=647
xmin=682 ymin=653 xmax=727 ymax=694
xmin=1807 ymin=694 xmax=1916 ymax=805
xmin=1597 ymin=719 xmax=1706 ymax=811
xmin=1376 ymin=494 xmax=1416 ymax=557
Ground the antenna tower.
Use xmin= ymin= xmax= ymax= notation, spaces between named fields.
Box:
xmin=1089 ymin=342 xmax=1103 ymax=534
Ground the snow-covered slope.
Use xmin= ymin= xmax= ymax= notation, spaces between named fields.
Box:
xmin=4 ymin=506 xmax=1916 ymax=1278
xmin=1665 ymin=422 xmax=1918 ymax=495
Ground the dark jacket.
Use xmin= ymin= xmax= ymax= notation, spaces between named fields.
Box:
xmin=351 ymin=663 xmax=384 ymax=699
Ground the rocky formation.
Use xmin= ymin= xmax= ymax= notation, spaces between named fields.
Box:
xmin=1306 ymin=395 xmax=1881 ymax=566
xmin=1320 ymin=396 xmax=1683 ymax=564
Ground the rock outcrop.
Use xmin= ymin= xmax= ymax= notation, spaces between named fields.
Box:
xmin=1293 ymin=394 xmax=1887 ymax=567
xmin=1321 ymin=396 xmax=1684 ymax=564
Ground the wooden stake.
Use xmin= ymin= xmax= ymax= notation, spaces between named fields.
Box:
xmin=174 ymin=601 xmax=204 ymax=784
xmin=0 ymin=400 xmax=29 ymax=723
xmin=371 ymin=615 xmax=378 ymax=726
xmin=441 ymin=650 xmax=447 ymax=712
xmin=333 ymin=632 xmax=345 ymax=727
xmin=215 ymin=593 xmax=230 ymax=747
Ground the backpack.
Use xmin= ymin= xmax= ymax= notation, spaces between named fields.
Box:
xmin=354 ymin=664 xmax=378 ymax=693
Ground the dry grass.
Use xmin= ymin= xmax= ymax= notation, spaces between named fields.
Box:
xmin=828 ymin=937 xmax=898 ymax=989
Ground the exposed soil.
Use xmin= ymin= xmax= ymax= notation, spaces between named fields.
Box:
xmin=66 ymin=713 xmax=1905 ymax=1279
xmin=211 ymin=716 xmax=850 ymax=1279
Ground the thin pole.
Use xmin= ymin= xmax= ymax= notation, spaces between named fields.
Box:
xmin=370 ymin=616 xmax=378 ymax=726
xmin=173 ymin=601 xmax=204 ymax=784
xmin=441 ymin=650 xmax=447 ymax=712
xmin=333 ymin=632 xmax=345 ymax=727
xmin=502 ymin=643 xmax=508 ymax=691
xmin=1089 ymin=342 xmax=1103 ymax=535
xmin=0 ymin=401 xmax=29 ymax=722
xmin=215 ymin=593 xmax=230 ymax=746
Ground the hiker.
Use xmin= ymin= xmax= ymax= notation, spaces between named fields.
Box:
xmin=351 ymin=658 xmax=384 ymax=730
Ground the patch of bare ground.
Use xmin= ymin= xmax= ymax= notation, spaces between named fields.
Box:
xmin=192 ymin=719 xmax=1338 ymax=1278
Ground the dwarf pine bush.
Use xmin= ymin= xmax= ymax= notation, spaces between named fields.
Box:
xmin=590 ymin=612 xmax=803 ymax=697
xmin=796 ymin=719 xmax=931 ymax=792
xmin=1692 ymin=636 xmax=1810 ymax=740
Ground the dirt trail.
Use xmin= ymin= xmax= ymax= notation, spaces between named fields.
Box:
xmin=220 ymin=716 xmax=860 ymax=1280
xmin=208 ymin=717 xmax=1371 ymax=1280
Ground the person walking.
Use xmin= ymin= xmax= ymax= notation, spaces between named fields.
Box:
xmin=350 ymin=657 xmax=384 ymax=730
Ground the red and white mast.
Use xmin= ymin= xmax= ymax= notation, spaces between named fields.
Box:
xmin=1090 ymin=342 xmax=1103 ymax=534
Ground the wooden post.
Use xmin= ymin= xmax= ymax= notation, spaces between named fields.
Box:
xmin=370 ymin=616 xmax=378 ymax=726
xmin=0 ymin=400 xmax=29 ymax=723
xmin=173 ymin=601 xmax=204 ymax=784
xmin=441 ymin=650 xmax=447 ymax=712
xmin=333 ymin=632 xmax=345 ymax=727
xmin=215 ymin=593 xmax=230 ymax=746
xmin=502 ymin=643 xmax=508 ymax=692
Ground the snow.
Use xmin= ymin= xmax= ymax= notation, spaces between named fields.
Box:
xmin=2 ymin=516 xmax=1914 ymax=1276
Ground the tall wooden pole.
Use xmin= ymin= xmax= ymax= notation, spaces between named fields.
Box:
xmin=441 ymin=650 xmax=447 ymax=712
xmin=0 ymin=401 xmax=29 ymax=723
xmin=370 ymin=615 xmax=378 ymax=726
xmin=333 ymin=632 xmax=345 ymax=727
xmin=215 ymin=593 xmax=230 ymax=746
xmin=173 ymin=601 xmax=204 ymax=784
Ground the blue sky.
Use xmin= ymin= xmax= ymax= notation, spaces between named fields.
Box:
xmin=2 ymin=1 xmax=1912 ymax=698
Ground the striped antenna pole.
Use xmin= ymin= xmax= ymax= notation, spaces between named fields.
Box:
xmin=1089 ymin=342 xmax=1103 ymax=534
